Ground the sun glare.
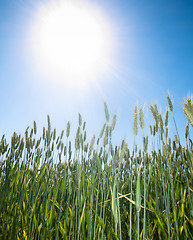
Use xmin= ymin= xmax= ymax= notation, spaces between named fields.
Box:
xmin=30 ymin=0 xmax=112 ymax=87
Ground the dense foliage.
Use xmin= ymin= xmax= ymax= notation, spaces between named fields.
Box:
xmin=0 ymin=96 xmax=193 ymax=239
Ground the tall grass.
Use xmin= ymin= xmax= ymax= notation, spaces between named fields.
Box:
xmin=0 ymin=96 xmax=193 ymax=239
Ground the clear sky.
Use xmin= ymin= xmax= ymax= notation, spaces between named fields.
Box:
xmin=0 ymin=0 xmax=193 ymax=146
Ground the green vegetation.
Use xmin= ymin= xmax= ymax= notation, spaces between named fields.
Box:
xmin=0 ymin=96 xmax=193 ymax=239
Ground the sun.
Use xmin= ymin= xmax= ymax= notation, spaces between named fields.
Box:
xmin=29 ymin=0 xmax=112 ymax=87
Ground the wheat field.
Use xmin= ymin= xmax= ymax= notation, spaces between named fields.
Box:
xmin=0 ymin=96 xmax=193 ymax=239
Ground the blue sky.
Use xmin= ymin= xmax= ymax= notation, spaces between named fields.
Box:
xmin=0 ymin=0 xmax=193 ymax=146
